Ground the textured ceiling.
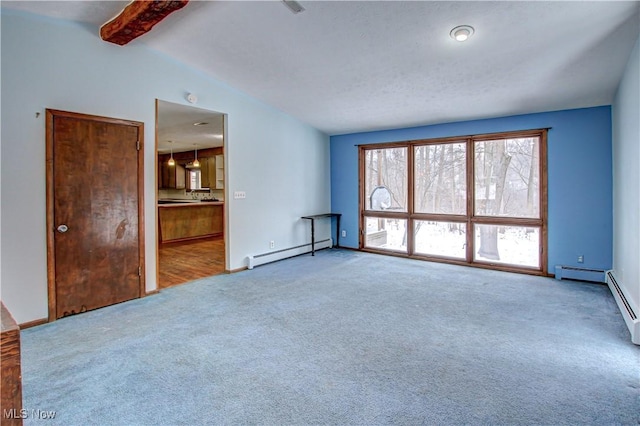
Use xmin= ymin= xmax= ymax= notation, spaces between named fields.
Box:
xmin=157 ymin=100 xmax=224 ymax=153
xmin=4 ymin=1 xmax=639 ymax=135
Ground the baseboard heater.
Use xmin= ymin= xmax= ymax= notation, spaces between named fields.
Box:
xmin=247 ymin=238 xmax=333 ymax=270
xmin=606 ymin=270 xmax=640 ymax=345
xmin=554 ymin=265 xmax=605 ymax=283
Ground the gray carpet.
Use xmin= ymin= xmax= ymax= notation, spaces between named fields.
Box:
xmin=20 ymin=249 xmax=639 ymax=425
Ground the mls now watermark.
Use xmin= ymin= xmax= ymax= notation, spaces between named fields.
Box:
xmin=4 ymin=408 xmax=57 ymax=420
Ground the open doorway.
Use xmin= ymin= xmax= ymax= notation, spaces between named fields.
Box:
xmin=155 ymin=99 xmax=227 ymax=288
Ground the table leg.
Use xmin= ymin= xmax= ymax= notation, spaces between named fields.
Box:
xmin=336 ymin=215 xmax=341 ymax=248
xmin=311 ymin=218 xmax=315 ymax=256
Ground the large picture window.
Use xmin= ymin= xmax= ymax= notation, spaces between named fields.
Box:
xmin=359 ymin=130 xmax=547 ymax=274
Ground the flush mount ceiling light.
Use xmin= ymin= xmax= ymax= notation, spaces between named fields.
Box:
xmin=193 ymin=122 xmax=209 ymax=126
xmin=450 ymin=25 xmax=475 ymax=42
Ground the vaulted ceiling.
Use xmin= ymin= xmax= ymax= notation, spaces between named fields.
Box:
xmin=4 ymin=1 xmax=639 ymax=135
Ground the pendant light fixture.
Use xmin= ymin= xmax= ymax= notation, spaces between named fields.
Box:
xmin=167 ymin=141 xmax=175 ymax=166
xmin=192 ymin=143 xmax=200 ymax=168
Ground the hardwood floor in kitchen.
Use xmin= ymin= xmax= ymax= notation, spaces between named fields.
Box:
xmin=158 ymin=236 xmax=225 ymax=288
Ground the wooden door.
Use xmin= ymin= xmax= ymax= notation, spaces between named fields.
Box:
xmin=46 ymin=110 xmax=145 ymax=320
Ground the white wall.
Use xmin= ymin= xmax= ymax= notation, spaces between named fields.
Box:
xmin=612 ymin=36 xmax=640 ymax=311
xmin=0 ymin=11 xmax=330 ymax=323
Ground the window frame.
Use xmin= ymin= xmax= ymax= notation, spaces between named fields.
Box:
xmin=359 ymin=129 xmax=548 ymax=276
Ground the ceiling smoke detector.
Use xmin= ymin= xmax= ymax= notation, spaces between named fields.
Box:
xmin=450 ymin=25 xmax=475 ymax=42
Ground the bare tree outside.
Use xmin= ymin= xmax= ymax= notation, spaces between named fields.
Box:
xmin=414 ymin=143 xmax=466 ymax=215
xmin=475 ymin=137 xmax=540 ymax=261
xmin=362 ymin=134 xmax=542 ymax=268
xmin=364 ymin=148 xmax=407 ymax=251
xmin=413 ymin=143 xmax=467 ymax=257
xmin=364 ymin=148 xmax=407 ymax=211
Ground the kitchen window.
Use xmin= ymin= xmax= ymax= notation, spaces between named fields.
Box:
xmin=188 ymin=169 xmax=202 ymax=190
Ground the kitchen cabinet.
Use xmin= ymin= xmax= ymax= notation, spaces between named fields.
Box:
xmin=207 ymin=156 xmax=216 ymax=188
xmin=185 ymin=157 xmax=216 ymax=190
xmin=158 ymin=202 xmax=224 ymax=242
xmin=215 ymin=154 xmax=224 ymax=189
xmin=199 ymin=157 xmax=216 ymax=189
xmin=198 ymin=157 xmax=209 ymax=188
xmin=159 ymin=160 xmax=186 ymax=189
xmin=158 ymin=148 xmax=222 ymax=190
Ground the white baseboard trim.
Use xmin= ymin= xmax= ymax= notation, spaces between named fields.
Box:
xmin=247 ymin=238 xmax=333 ymax=270
xmin=606 ymin=270 xmax=640 ymax=345
xmin=554 ymin=265 xmax=605 ymax=282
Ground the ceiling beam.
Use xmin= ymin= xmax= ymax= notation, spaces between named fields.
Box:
xmin=100 ymin=0 xmax=189 ymax=46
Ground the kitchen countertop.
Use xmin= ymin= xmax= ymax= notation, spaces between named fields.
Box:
xmin=157 ymin=200 xmax=224 ymax=207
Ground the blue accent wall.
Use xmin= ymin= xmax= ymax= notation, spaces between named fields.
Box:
xmin=330 ymin=106 xmax=613 ymax=273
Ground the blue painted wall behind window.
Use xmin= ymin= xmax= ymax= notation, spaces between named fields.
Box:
xmin=330 ymin=106 xmax=613 ymax=273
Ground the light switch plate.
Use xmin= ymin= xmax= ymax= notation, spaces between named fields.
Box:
xmin=234 ymin=191 xmax=246 ymax=199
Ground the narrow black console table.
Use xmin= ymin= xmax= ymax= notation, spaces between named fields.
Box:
xmin=301 ymin=213 xmax=341 ymax=256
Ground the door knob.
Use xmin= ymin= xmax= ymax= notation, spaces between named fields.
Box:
xmin=57 ymin=224 xmax=69 ymax=233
